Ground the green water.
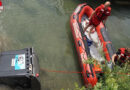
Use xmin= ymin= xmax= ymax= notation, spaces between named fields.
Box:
xmin=0 ymin=0 xmax=130 ymax=90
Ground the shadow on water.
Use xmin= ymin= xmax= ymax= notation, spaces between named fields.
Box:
xmin=111 ymin=4 xmax=130 ymax=19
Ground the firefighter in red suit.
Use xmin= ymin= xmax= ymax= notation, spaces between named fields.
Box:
xmin=112 ymin=48 xmax=130 ymax=65
xmin=84 ymin=1 xmax=111 ymax=34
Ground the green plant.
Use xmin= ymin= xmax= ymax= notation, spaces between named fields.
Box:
xmin=62 ymin=60 xmax=129 ymax=90
xmin=83 ymin=57 xmax=99 ymax=65
xmin=94 ymin=62 xmax=130 ymax=90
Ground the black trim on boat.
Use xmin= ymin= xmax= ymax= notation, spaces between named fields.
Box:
xmin=76 ymin=4 xmax=94 ymax=78
xmin=101 ymin=28 xmax=110 ymax=42
xmin=106 ymin=44 xmax=115 ymax=59
xmin=100 ymin=28 xmax=115 ymax=59
xmin=73 ymin=15 xmax=76 ymax=19
xmin=86 ymin=71 xmax=90 ymax=78
xmin=77 ymin=5 xmax=91 ymax=57
xmin=78 ymin=40 xmax=82 ymax=46
xmin=89 ymin=64 xmax=94 ymax=77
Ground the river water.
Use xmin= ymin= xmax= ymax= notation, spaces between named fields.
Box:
xmin=0 ymin=0 xmax=129 ymax=90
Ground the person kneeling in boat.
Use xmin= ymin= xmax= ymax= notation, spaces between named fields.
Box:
xmin=112 ymin=48 xmax=130 ymax=66
xmin=84 ymin=1 xmax=111 ymax=34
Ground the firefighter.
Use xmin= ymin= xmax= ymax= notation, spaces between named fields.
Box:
xmin=112 ymin=48 xmax=130 ymax=65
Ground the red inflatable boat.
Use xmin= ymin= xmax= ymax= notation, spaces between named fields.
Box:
xmin=70 ymin=3 xmax=114 ymax=87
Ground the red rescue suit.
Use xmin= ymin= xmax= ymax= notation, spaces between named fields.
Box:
xmin=89 ymin=4 xmax=111 ymax=26
xmin=115 ymin=48 xmax=130 ymax=64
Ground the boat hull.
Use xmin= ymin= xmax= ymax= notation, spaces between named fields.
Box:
xmin=70 ymin=3 xmax=114 ymax=87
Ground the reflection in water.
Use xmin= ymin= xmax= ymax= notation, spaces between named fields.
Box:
xmin=0 ymin=14 xmax=13 ymax=51
xmin=0 ymin=0 xmax=130 ymax=90
xmin=0 ymin=85 xmax=12 ymax=90
xmin=107 ymin=4 xmax=130 ymax=49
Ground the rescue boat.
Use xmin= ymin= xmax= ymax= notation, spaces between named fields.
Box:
xmin=70 ymin=3 xmax=114 ymax=87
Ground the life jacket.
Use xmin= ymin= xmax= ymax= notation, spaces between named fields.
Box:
xmin=115 ymin=48 xmax=127 ymax=63
xmin=119 ymin=48 xmax=127 ymax=63
xmin=94 ymin=4 xmax=111 ymax=21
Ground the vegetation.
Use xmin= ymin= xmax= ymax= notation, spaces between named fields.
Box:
xmin=62 ymin=58 xmax=130 ymax=90
xmin=93 ymin=63 xmax=129 ymax=90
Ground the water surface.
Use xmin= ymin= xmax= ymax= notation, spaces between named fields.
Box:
xmin=0 ymin=0 xmax=130 ymax=90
